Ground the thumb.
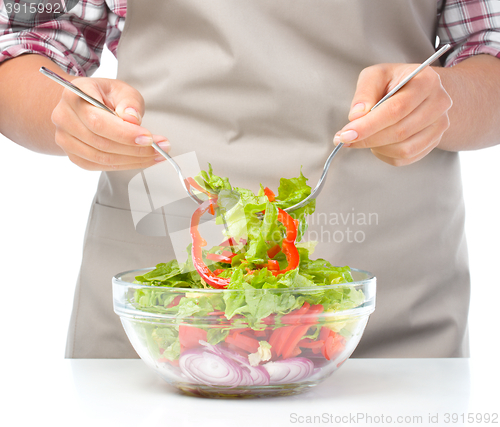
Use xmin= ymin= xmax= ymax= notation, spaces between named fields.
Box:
xmin=348 ymin=65 xmax=391 ymax=121
xmin=94 ymin=78 xmax=146 ymax=126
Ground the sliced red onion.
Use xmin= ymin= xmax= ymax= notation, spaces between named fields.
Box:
xmin=200 ymin=341 xmax=270 ymax=386
xmin=179 ymin=349 xmax=242 ymax=387
xmin=243 ymin=365 xmax=269 ymax=386
xmin=179 ymin=341 xmax=270 ymax=387
xmin=262 ymin=357 xmax=315 ymax=384
xmin=229 ymin=352 xmax=269 ymax=386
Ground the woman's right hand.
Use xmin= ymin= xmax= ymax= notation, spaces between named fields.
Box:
xmin=51 ymin=77 xmax=169 ymax=171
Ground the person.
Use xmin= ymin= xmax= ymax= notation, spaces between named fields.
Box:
xmin=1 ymin=0 xmax=499 ymax=359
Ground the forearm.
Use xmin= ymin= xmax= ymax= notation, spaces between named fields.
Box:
xmin=435 ymin=54 xmax=500 ymax=151
xmin=0 ymin=54 xmax=75 ymax=155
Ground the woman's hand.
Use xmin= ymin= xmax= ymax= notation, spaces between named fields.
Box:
xmin=51 ymin=77 xmax=169 ymax=171
xmin=334 ymin=63 xmax=452 ymax=166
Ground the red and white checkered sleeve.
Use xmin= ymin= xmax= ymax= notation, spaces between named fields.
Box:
xmin=0 ymin=1 xmax=110 ymax=76
xmin=438 ymin=0 xmax=500 ymax=67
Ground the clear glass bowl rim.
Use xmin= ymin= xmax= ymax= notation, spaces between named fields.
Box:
xmin=112 ymin=267 xmax=376 ymax=295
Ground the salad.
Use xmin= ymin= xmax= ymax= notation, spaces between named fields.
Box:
xmin=128 ymin=166 xmax=367 ymax=389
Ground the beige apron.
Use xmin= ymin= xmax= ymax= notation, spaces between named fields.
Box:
xmin=65 ymin=0 xmax=470 ymax=358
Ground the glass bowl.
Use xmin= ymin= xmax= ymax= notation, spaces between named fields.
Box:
xmin=112 ymin=268 xmax=376 ymax=398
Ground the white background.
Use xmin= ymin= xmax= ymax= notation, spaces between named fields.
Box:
xmin=1 ymin=48 xmax=499 ymax=364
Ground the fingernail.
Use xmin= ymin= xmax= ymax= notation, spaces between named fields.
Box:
xmin=157 ymin=141 xmax=170 ymax=151
xmin=340 ymin=130 xmax=358 ymax=143
xmin=333 ymin=135 xmax=342 ymax=145
xmin=350 ymin=103 xmax=365 ymax=116
xmin=124 ymin=107 xmax=141 ymax=121
xmin=135 ymin=135 xmax=153 ymax=145
xmin=155 ymin=155 xmax=166 ymax=162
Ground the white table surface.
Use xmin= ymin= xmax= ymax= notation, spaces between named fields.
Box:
xmin=5 ymin=357 xmax=499 ymax=427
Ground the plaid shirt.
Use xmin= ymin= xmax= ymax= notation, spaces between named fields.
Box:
xmin=1 ymin=0 xmax=500 ymax=76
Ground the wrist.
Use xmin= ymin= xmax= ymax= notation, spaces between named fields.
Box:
xmin=0 ymin=54 xmax=74 ymax=155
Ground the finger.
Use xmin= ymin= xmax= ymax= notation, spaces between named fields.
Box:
xmin=338 ymin=67 xmax=439 ymax=146
xmin=349 ymin=92 xmax=450 ymax=149
xmin=347 ymin=64 xmax=395 ymax=121
xmin=63 ymin=79 xmax=162 ymax=147
xmin=94 ymin=78 xmax=146 ymax=125
xmin=338 ymin=76 xmax=431 ymax=145
xmin=71 ymin=77 xmax=145 ymax=125
xmin=371 ymin=141 xmax=438 ymax=167
xmin=66 ymin=151 xmax=162 ymax=172
xmin=54 ymin=104 xmax=169 ymax=156
xmin=68 ymin=98 xmax=155 ymax=146
xmin=369 ymin=114 xmax=449 ymax=161
xmin=58 ymin=130 xmax=167 ymax=167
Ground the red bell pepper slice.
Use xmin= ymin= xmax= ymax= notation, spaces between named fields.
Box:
xmin=206 ymin=252 xmax=236 ymax=264
xmin=262 ymin=190 xmax=299 ymax=276
xmin=321 ymin=329 xmax=346 ymax=361
xmin=219 ymin=237 xmax=238 ymax=247
xmin=185 ymin=177 xmax=217 ymax=214
xmin=267 ymin=244 xmax=281 ymax=259
xmin=273 ymin=325 xmax=295 ymax=358
xmin=190 ymin=199 xmax=231 ymax=289
xmin=297 ymin=338 xmax=325 ymax=349
xmin=185 ymin=177 xmax=215 ymax=198
xmin=255 ymin=259 xmax=280 ymax=270
xmin=267 ymin=260 xmax=280 ymax=270
xmin=281 ymin=325 xmax=311 ymax=359
xmin=280 ymin=304 xmax=324 ymax=359
xmin=300 ymin=304 xmax=324 ymax=325
xmin=280 ymin=302 xmax=310 ymax=325
xmin=263 ymin=187 xmax=276 ymax=202
xmin=225 ymin=332 xmax=260 ymax=354
xmin=272 ymin=208 xmax=299 ymax=276
xmin=179 ymin=325 xmax=207 ymax=349
xmin=269 ymin=302 xmax=310 ymax=358
xmin=319 ymin=326 xmax=330 ymax=342
xmin=166 ymin=295 xmax=182 ymax=308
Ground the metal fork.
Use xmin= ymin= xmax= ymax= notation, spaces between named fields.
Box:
xmin=39 ymin=66 xmax=204 ymax=205
xmin=284 ymin=43 xmax=451 ymax=213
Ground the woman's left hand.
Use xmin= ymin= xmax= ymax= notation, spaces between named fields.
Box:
xmin=334 ymin=63 xmax=453 ymax=166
